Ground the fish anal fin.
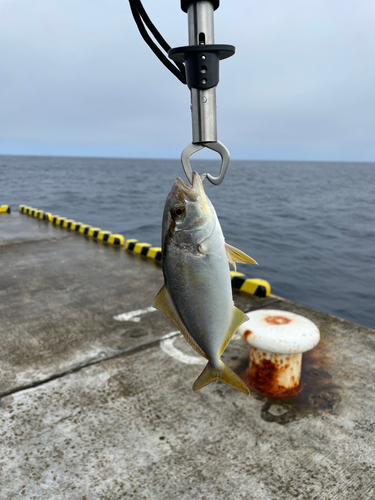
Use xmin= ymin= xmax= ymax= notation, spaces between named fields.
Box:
xmin=219 ymin=306 xmax=249 ymax=356
xmin=154 ymin=284 xmax=207 ymax=360
xmin=225 ymin=242 xmax=258 ymax=270
xmin=193 ymin=360 xmax=250 ymax=395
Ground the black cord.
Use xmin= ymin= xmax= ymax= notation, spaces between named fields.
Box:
xmin=131 ymin=0 xmax=171 ymax=53
xmin=128 ymin=0 xmax=186 ymax=84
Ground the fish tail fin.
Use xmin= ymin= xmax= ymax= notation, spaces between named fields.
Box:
xmin=192 ymin=360 xmax=250 ymax=395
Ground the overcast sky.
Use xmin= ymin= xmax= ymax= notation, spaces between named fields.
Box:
xmin=1 ymin=0 xmax=374 ymax=161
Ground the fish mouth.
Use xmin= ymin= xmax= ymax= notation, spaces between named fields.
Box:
xmin=174 ymin=172 xmax=202 ymax=202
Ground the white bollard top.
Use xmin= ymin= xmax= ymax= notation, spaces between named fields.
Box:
xmin=238 ymin=309 xmax=320 ymax=354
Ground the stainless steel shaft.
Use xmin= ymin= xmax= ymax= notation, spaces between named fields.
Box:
xmin=187 ymin=1 xmax=217 ymax=143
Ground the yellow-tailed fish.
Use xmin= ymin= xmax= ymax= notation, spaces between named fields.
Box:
xmin=154 ymin=172 xmax=257 ymax=394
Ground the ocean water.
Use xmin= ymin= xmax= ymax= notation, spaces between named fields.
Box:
xmin=1 ymin=155 xmax=374 ymax=330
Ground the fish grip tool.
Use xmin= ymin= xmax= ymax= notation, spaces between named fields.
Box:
xmin=128 ymin=0 xmax=234 ymax=186
xmin=169 ymin=1 xmax=235 ymax=185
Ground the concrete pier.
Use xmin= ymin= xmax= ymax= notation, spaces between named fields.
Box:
xmin=1 ymin=212 xmax=374 ymax=499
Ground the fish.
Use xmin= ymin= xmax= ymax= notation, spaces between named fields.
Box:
xmin=154 ymin=172 xmax=257 ymax=394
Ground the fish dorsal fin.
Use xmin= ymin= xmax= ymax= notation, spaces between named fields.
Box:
xmin=225 ymin=242 xmax=258 ymax=271
xmin=154 ymin=284 xmax=208 ymax=360
xmin=219 ymin=306 xmax=249 ymax=356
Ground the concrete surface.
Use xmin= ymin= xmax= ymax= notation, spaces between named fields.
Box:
xmin=1 ymin=212 xmax=375 ymax=499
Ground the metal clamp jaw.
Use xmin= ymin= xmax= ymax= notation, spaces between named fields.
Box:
xmin=168 ymin=0 xmax=235 ymax=186
xmin=180 ymin=141 xmax=230 ymax=185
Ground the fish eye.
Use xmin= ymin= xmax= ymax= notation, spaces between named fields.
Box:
xmin=171 ymin=204 xmax=186 ymax=219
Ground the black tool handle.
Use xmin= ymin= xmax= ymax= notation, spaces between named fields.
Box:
xmin=181 ymin=0 xmax=219 ymax=13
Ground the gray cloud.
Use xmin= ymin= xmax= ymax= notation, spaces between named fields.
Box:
xmin=0 ymin=0 xmax=374 ymax=160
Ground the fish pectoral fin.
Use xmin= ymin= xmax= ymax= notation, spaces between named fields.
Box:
xmin=197 ymin=243 xmax=210 ymax=255
xmin=193 ymin=360 xmax=250 ymax=395
xmin=225 ymin=242 xmax=258 ymax=271
xmin=219 ymin=306 xmax=249 ymax=356
xmin=154 ymin=284 xmax=207 ymax=360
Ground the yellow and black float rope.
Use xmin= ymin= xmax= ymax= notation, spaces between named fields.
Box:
xmin=0 ymin=205 xmax=11 ymax=213
xmin=125 ymin=239 xmax=162 ymax=262
xmin=230 ymin=271 xmax=271 ymax=298
xmin=19 ymin=205 xmax=125 ymax=247
xmin=18 ymin=205 xmax=271 ymax=297
xmin=19 ymin=205 xmax=47 ymax=219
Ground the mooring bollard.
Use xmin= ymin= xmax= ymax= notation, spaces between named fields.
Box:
xmin=238 ymin=309 xmax=320 ymax=397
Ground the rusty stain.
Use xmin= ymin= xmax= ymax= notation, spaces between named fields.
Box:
xmin=247 ymin=356 xmax=302 ymax=398
xmin=264 ymin=315 xmax=292 ymax=325
xmin=243 ymin=329 xmax=253 ymax=341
